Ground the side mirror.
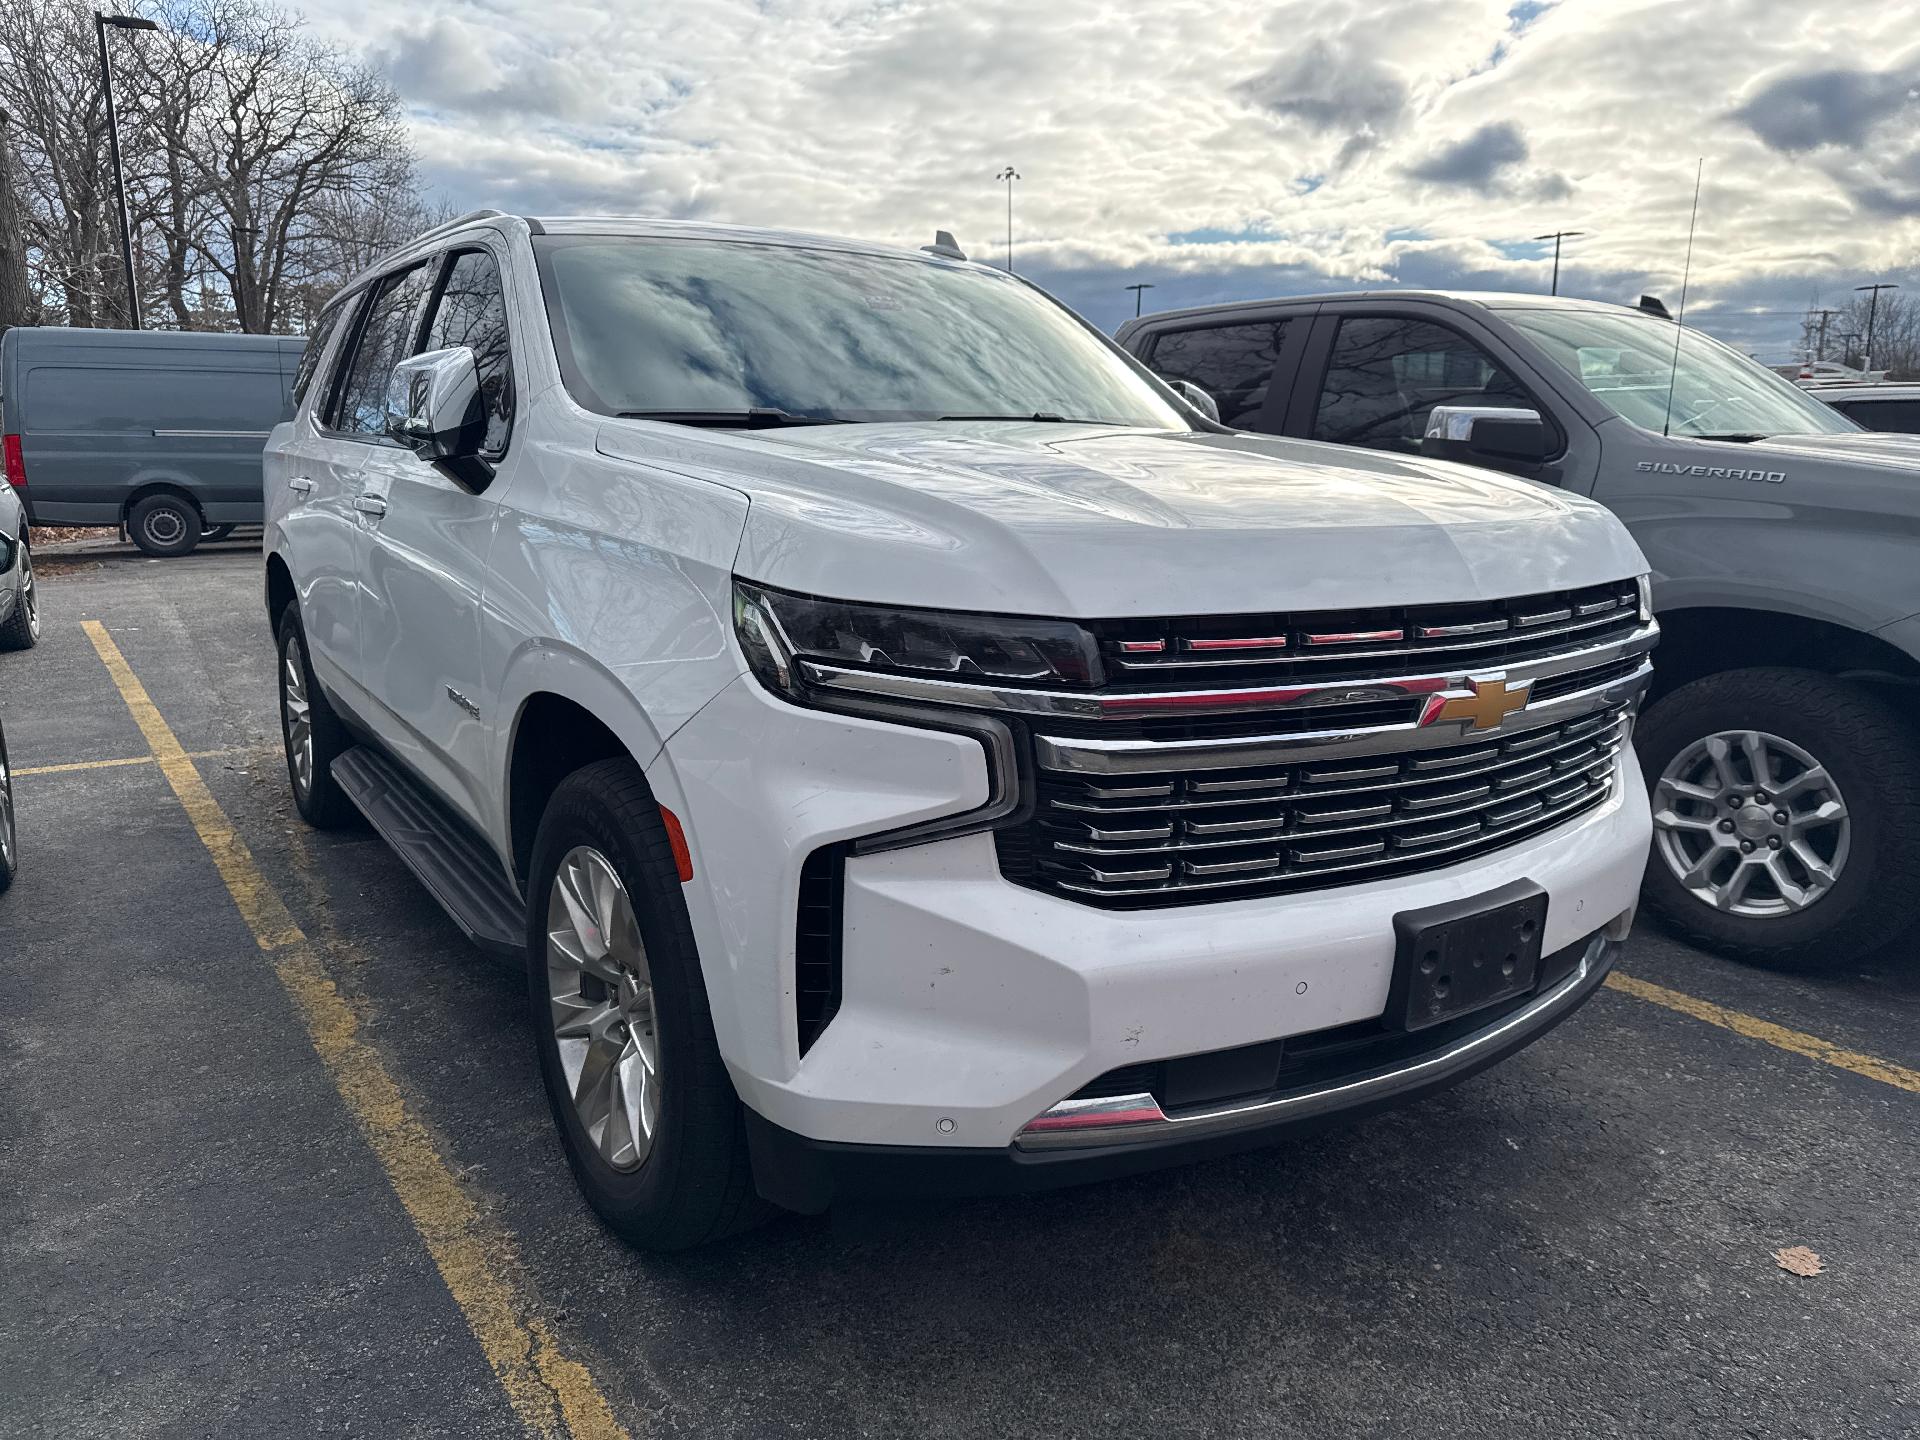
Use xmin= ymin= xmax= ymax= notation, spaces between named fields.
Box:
xmin=386 ymin=347 xmax=486 ymax=463
xmin=1421 ymin=405 xmax=1554 ymax=466
xmin=1162 ymin=377 xmax=1221 ymax=425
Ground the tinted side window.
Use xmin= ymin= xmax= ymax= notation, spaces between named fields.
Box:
xmin=331 ymin=265 xmax=433 ymax=437
xmin=422 ymin=250 xmax=514 ymax=456
xmin=1315 ymin=316 xmax=1531 ymax=453
xmin=1837 ymin=399 xmax=1920 ymax=434
xmin=292 ymin=302 xmax=348 ymax=407
xmin=1147 ymin=322 xmax=1289 ymax=428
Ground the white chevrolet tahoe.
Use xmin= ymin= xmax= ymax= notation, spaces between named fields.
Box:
xmin=265 ymin=212 xmax=1656 ymax=1249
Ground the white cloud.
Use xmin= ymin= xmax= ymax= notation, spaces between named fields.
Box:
xmin=294 ymin=0 xmax=1920 ymax=357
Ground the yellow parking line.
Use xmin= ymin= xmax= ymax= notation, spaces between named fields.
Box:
xmin=1607 ymin=971 xmax=1920 ymax=1096
xmin=81 ymin=621 xmax=629 ymax=1440
xmin=14 ymin=747 xmax=252 ymax=778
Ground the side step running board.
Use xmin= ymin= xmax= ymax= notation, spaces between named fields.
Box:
xmin=331 ymin=746 xmax=524 ymax=962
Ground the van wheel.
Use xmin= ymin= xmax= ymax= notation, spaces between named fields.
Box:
xmin=276 ymin=608 xmax=356 ymax=828
xmin=526 ymin=759 xmax=769 ymax=1251
xmin=202 ymin=524 xmax=237 ymax=543
xmin=128 ymin=493 xmax=203 ymax=557
xmin=0 ymin=535 xmax=37 ymax=651
xmin=1637 ymin=668 xmax=1920 ymax=970
xmin=0 ymin=718 xmax=18 ymax=896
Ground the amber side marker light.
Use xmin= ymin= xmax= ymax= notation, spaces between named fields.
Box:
xmin=660 ymin=805 xmax=695 ymax=882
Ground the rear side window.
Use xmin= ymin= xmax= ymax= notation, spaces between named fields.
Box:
xmin=1834 ymin=398 xmax=1920 ymax=434
xmin=1146 ymin=322 xmax=1291 ymax=428
xmin=291 ymin=302 xmax=349 ymax=407
xmin=1314 ymin=316 xmax=1531 ymax=453
xmin=422 ymin=250 xmax=514 ymax=457
xmin=329 ymin=264 xmax=433 ymax=437
xmin=25 ymin=365 xmax=286 ymax=433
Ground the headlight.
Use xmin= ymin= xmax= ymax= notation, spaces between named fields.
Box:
xmin=733 ymin=581 xmax=1103 ymax=700
xmin=1636 ymin=573 xmax=1654 ymax=624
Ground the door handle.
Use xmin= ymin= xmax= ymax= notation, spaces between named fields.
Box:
xmin=287 ymin=476 xmax=314 ymax=495
xmin=353 ymin=493 xmax=388 ymax=519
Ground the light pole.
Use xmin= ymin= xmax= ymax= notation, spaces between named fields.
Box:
xmin=995 ymin=166 xmax=1019 ymax=273
xmin=1855 ymin=282 xmax=1898 ymax=374
xmin=94 ymin=11 xmax=158 ymax=329
xmin=1532 ymin=229 xmax=1584 ymax=296
xmin=1125 ymin=282 xmax=1155 ymax=318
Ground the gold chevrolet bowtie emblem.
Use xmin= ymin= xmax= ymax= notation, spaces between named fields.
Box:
xmin=1423 ymin=676 xmax=1533 ymax=731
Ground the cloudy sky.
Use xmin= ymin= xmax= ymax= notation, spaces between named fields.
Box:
xmin=297 ymin=0 xmax=1920 ymax=358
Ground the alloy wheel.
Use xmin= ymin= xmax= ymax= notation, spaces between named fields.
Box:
xmin=0 ymin=742 xmax=15 ymax=872
xmin=1652 ymin=729 xmax=1850 ymax=916
xmin=18 ymin=545 xmax=37 ymax=641
xmin=546 ymin=846 xmax=661 ymax=1172
xmin=281 ymin=637 xmax=313 ymax=798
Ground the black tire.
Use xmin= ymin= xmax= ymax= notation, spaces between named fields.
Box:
xmin=0 ymin=718 xmax=18 ymax=896
xmin=202 ymin=524 xmax=237 ymax=543
xmin=128 ymin=492 xmax=203 ymax=557
xmin=1636 ymin=667 xmax=1920 ymax=970
xmin=526 ymin=759 xmax=769 ymax=1250
xmin=276 ymin=608 xmax=357 ymax=829
xmin=0 ymin=533 xmax=37 ymax=651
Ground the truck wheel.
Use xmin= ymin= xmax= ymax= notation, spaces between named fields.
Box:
xmin=128 ymin=493 xmax=204 ymax=558
xmin=526 ymin=759 xmax=768 ymax=1250
xmin=0 ymin=535 xmax=38 ymax=651
xmin=0 ymin=719 xmax=17 ymax=896
xmin=276 ymin=608 xmax=357 ymax=829
xmin=1637 ymin=668 xmax=1920 ymax=970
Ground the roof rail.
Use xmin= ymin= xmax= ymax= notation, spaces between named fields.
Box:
xmin=408 ymin=208 xmax=512 ymax=248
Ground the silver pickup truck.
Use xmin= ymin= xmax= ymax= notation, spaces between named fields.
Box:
xmin=1119 ymin=291 xmax=1920 ymax=971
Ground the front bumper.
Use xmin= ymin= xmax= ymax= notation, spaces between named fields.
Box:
xmin=656 ymin=672 xmax=1653 ymax=1161
xmin=745 ymin=927 xmax=1624 ymax=1212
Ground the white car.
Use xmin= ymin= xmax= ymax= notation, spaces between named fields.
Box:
xmin=0 ymin=457 xmax=36 ymax=651
xmin=264 ymin=212 xmax=1655 ymax=1248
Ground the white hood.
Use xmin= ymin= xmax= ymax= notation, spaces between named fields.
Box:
xmin=597 ymin=420 xmax=1646 ymax=618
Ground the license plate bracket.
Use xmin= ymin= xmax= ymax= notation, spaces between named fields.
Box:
xmin=1389 ymin=880 xmax=1548 ymax=1032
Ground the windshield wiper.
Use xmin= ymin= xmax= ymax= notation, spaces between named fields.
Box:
xmin=935 ymin=412 xmax=1116 ymax=424
xmin=1693 ymin=432 xmax=1771 ymax=442
xmin=617 ymin=408 xmax=847 ymax=428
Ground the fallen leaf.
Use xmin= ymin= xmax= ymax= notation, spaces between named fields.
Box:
xmin=1774 ymin=1245 xmax=1825 ymax=1277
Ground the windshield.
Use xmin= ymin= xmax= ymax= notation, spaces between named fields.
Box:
xmin=533 ymin=235 xmax=1185 ymax=428
xmin=1504 ymin=307 xmax=1859 ymax=439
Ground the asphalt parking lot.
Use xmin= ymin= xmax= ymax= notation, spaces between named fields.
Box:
xmin=3 ymin=546 xmax=1918 ymax=1439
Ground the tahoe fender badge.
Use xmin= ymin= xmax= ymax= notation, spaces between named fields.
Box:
xmin=446 ymin=686 xmax=482 ymax=719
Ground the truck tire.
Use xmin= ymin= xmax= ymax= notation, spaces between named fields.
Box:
xmin=202 ymin=524 xmax=237 ymax=543
xmin=525 ymin=759 xmax=769 ymax=1250
xmin=0 ymin=534 xmax=37 ymax=651
xmin=1637 ymin=668 xmax=1920 ymax=970
xmin=276 ymin=608 xmax=357 ymax=829
xmin=0 ymin=718 xmax=17 ymax=896
xmin=128 ymin=493 xmax=204 ymax=558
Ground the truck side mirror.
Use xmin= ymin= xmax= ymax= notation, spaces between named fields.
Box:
xmin=1161 ymin=377 xmax=1220 ymax=425
xmin=386 ymin=347 xmax=487 ymax=464
xmin=1422 ymin=405 xmax=1554 ymax=466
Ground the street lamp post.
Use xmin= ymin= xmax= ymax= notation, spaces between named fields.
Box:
xmin=94 ymin=11 xmax=158 ymax=329
xmin=995 ymin=166 xmax=1019 ymax=273
xmin=1855 ymin=282 xmax=1898 ymax=375
xmin=1125 ymin=282 xmax=1155 ymax=318
xmin=1532 ymin=229 xmax=1585 ymax=297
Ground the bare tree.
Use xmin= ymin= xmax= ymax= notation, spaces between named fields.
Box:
xmin=0 ymin=109 xmax=40 ymax=332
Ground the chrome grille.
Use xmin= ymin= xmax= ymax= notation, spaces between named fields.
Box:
xmin=999 ymin=705 xmax=1632 ymax=906
xmin=1090 ymin=578 xmax=1642 ymax=688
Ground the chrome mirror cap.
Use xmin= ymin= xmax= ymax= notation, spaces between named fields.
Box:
xmin=1163 ymin=378 xmax=1221 ymax=425
xmin=1424 ymin=405 xmax=1544 ymax=441
xmin=385 ymin=346 xmax=485 ymax=461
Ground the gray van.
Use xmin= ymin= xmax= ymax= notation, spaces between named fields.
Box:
xmin=0 ymin=327 xmax=304 ymax=556
xmin=1117 ymin=291 xmax=1920 ymax=972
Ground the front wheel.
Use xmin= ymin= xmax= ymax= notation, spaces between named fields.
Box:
xmin=0 ymin=718 xmax=18 ymax=895
xmin=1637 ymin=668 xmax=1920 ymax=970
xmin=526 ymin=759 xmax=767 ymax=1250
xmin=128 ymin=493 xmax=203 ymax=558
